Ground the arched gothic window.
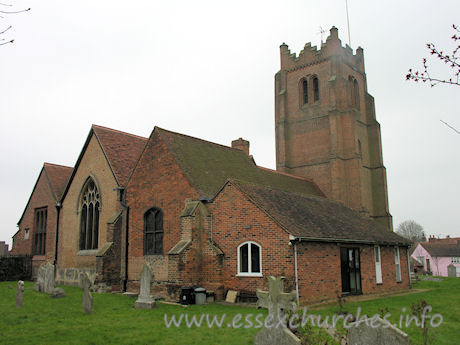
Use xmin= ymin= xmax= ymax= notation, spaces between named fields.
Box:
xmin=353 ymin=79 xmax=360 ymax=109
xmin=237 ymin=241 xmax=262 ymax=276
xmin=79 ymin=179 xmax=100 ymax=250
xmin=312 ymin=76 xmax=319 ymax=102
xmin=144 ymin=207 xmax=164 ymax=255
xmin=349 ymin=76 xmax=360 ymax=108
xmin=302 ymin=79 xmax=309 ymax=105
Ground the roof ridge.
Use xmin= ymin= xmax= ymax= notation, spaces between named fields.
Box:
xmin=156 ymin=126 xmax=250 ymax=154
xmin=92 ymin=124 xmax=148 ymax=141
xmin=257 ymin=166 xmax=316 ymax=183
xmin=43 ymin=162 xmax=73 ymax=169
xmin=230 ymin=178 xmax=328 ymax=202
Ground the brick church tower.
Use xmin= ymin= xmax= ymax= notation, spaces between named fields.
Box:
xmin=275 ymin=27 xmax=393 ymax=230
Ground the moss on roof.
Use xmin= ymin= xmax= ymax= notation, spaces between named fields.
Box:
xmin=157 ymin=127 xmax=323 ymax=199
xmin=232 ymin=180 xmax=410 ymax=245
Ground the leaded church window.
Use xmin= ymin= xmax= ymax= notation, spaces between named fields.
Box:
xmin=34 ymin=208 xmax=47 ymax=255
xmin=144 ymin=207 xmax=164 ymax=255
xmin=79 ymin=179 xmax=100 ymax=250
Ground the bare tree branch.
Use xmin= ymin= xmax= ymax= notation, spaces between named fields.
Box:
xmin=440 ymin=120 xmax=460 ymax=134
xmin=407 ymin=24 xmax=460 ymax=87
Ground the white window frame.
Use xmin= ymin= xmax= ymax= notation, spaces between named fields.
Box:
xmin=374 ymin=246 xmax=382 ymax=284
xmin=451 ymin=257 xmax=460 ymax=264
xmin=237 ymin=241 xmax=262 ymax=277
xmin=395 ymin=246 xmax=402 ymax=282
xmin=24 ymin=228 xmax=30 ymax=240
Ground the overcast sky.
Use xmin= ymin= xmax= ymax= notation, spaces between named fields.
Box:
xmin=1 ymin=0 xmax=459 ymax=246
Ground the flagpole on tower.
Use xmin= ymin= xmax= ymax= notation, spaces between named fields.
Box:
xmin=345 ymin=0 xmax=351 ymax=47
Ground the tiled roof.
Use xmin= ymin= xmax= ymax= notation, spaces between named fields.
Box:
xmin=43 ymin=163 xmax=73 ymax=201
xmin=231 ymin=180 xmax=410 ymax=245
xmin=421 ymin=242 xmax=460 ymax=257
xmin=92 ymin=125 xmax=148 ymax=186
xmin=157 ymin=127 xmax=324 ymax=199
xmin=17 ymin=162 xmax=73 ymax=225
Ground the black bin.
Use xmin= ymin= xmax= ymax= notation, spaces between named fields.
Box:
xmin=180 ymin=287 xmax=195 ymax=305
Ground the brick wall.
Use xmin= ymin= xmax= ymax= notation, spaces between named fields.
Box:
xmin=296 ymin=242 xmax=410 ymax=304
xmin=125 ymin=129 xmax=200 ymax=295
xmin=210 ymin=182 xmax=295 ymax=297
xmin=58 ymin=134 xmax=120 ymax=276
xmin=12 ymin=168 xmax=57 ymax=274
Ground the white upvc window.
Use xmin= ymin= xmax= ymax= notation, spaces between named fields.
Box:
xmin=374 ymin=246 xmax=382 ymax=284
xmin=452 ymin=257 xmax=460 ymax=264
xmin=237 ymin=241 xmax=262 ymax=277
xmin=395 ymin=246 xmax=402 ymax=282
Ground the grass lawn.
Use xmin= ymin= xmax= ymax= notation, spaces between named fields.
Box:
xmin=0 ymin=277 xmax=459 ymax=345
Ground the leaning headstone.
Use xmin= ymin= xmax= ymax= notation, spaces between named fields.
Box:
xmin=448 ymin=264 xmax=457 ymax=278
xmin=254 ymin=276 xmax=300 ymax=345
xmin=16 ymin=280 xmax=24 ymax=308
xmin=135 ymin=263 xmax=156 ymax=309
xmin=81 ymin=272 xmax=93 ymax=314
xmin=348 ymin=317 xmax=410 ymax=345
xmin=225 ymin=290 xmax=238 ymax=303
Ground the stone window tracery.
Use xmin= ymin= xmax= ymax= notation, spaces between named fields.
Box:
xmin=79 ymin=179 xmax=100 ymax=250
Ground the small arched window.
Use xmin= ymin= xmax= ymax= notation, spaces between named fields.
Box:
xmin=237 ymin=241 xmax=262 ymax=276
xmin=79 ymin=178 xmax=100 ymax=250
xmin=357 ymin=139 xmax=362 ymax=157
xmin=144 ymin=207 xmax=164 ymax=255
xmin=349 ymin=76 xmax=360 ymax=108
xmin=302 ymin=79 xmax=308 ymax=105
xmin=353 ymin=79 xmax=360 ymax=109
xmin=313 ymin=76 xmax=319 ymax=102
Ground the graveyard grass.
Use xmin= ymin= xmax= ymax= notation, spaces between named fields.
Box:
xmin=0 ymin=277 xmax=458 ymax=345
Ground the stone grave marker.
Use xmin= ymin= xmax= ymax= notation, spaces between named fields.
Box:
xmin=135 ymin=263 xmax=156 ymax=309
xmin=50 ymin=287 xmax=66 ymax=298
xmin=348 ymin=316 xmax=410 ymax=345
xmin=34 ymin=263 xmax=55 ymax=293
xmin=43 ymin=263 xmax=55 ymax=294
xmin=225 ymin=290 xmax=238 ymax=303
xmin=34 ymin=265 xmax=45 ymax=292
xmin=254 ymin=276 xmax=300 ymax=345
xmin=81 ymin=272 xmax=93 ymax=314
xmin=16 ymin=280 xmax=24 ymax=308
xmin=448 ymin=264 xmax=457 ymax=278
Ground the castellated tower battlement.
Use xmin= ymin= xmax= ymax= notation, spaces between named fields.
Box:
xmin=280 ymin=27 xmax=364 ymax=74
xmin=275 ymin=26 xmax=393 ymax=230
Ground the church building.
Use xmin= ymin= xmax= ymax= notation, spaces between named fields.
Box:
xmin=12 ymin=27 xmax=411 ymax=303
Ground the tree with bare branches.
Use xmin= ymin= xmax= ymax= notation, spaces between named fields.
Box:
xmin=406 ymin=24 xmax=459 ymax=87
xmin=396 ymin=220 xmax=426 ymax=243
xmin=0 ymin=3 xmax=30 ymax=46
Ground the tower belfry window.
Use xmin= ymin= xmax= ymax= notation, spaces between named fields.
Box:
xmin=302 ymin=79 xmax=308 ymax=105
xmin=313 ymin=76 xmax=319 ymax=102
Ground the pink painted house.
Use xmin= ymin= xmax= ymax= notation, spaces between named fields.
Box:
xmin=411 ymin=237 xmax=460 ymax=277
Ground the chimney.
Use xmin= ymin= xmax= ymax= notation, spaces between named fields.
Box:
xmin=231 ymin=138 xmax=250 ymax=155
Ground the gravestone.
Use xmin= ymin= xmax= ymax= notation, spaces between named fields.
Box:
xmin=135 ymin=263 xmax=156 ymax=309
xmin=254 ymin=276 xmax=300 ymax=345
xmin=348 ymin=317 xmax=410 ymax=345
xmin=35 ymin=263 xmax=55 ymax=294
xmin=81 ymin=272 xmax=93 ymax=314
xmin=50 ymin=287 xmax=66 ymax=298
xmin=225 ymin=290 xmax=238 ymax=303
xmin=34 ymin=265 xmax=45 ymax=292
xmin=16 ymin=280 xmax=24 ymax=308
xmin=447 ymin=264 xmax=457 ymax=278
